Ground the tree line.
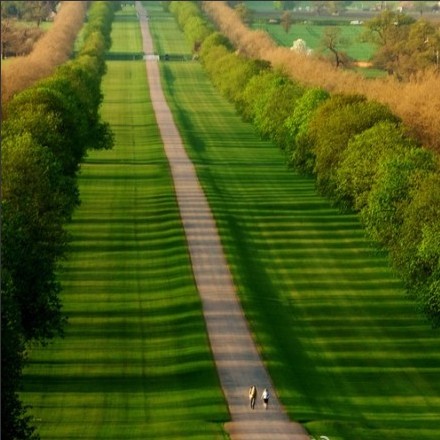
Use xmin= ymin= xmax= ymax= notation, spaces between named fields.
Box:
xmin=1 ymin=2 xmax=119 ymax=439
xmin=168 ymin=1 xmax=439 ymax=328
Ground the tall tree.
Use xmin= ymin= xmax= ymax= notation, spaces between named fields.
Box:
xmin=363 ymin=10 xmax=415 ymax=76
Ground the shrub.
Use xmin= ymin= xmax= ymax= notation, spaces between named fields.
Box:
xmin=284 ymin=87 xmax=329 ymax=173
xmin=336 ymin=121 xmax=416 ymax=211
xmin=307 ymin=94 xmax=399 ymax=197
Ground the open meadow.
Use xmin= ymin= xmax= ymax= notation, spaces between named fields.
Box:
xmin=19 ymin=2 xmax=440 ymax=440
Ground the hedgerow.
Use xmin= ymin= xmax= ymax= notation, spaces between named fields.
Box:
xmin=168 ymin=1 xmax=439 ymax=327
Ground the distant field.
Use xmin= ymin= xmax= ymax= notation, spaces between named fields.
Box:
xmin=255 ymin=21 xmax=375 ymax=61
xmin=247 ymin=1 xmax=387 ymax=77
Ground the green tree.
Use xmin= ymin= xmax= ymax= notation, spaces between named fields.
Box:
xmin=360 ymin=148 xmax=439 ymax=325
xmin=398 ymin=170 xmax=440 ymax=297
xmin=308 ymin=94 xmax=398 ymax=197
xmin=284 ymin=87 xmax=329 ymax=173
xmin=170 ymin=1 xmax=200 ymax=30
xmin=336 ymin=121 xmax=416 ymax=211
xmin=4 ymin=83 xmax=89 ymax=177
xmin=247 ymin=71 xmax=304 ymax=146
xmin=361 ymin=147 xmax=436 ymax=250
xmin=1 ymin=134 xmax=69 ymax=341
xmin=183 ymin=15 xmax=212 ymax=51
xmin=1 ymin=275 xmax=40 ymax=440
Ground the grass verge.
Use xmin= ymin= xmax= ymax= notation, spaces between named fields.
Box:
xmin=20 ymin=6 xmax=229 ymax=439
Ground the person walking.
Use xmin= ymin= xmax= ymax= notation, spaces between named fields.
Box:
xmin=262 ymin=388 xmax=269 ymax=410
xmin=249 ymin=385 xmax=257 ymax=409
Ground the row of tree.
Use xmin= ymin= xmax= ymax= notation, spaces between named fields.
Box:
xmin=168 ymin=1 xmax=439 ymax=327
xmin=1 ymin=2 xmax=118 ymax=439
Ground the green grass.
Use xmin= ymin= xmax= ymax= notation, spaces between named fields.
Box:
xmin=255 ymin=21 xmax=375 ymax=61
xmin=20 ymin=7 xmax=228 ymax=439
xmin=250 ymin=7 xmax=388 ymax=78
xmin=147 ymin=4 xmax=440 ymax=440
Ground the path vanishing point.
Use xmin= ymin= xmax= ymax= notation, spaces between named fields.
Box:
xmin=137 ymin=3 xmax=310 ymax=439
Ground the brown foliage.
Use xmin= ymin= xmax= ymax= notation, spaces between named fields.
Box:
xmin=1 ymin=20 xmax=45 ymax=58
xmin=202 ymin=1 xmax=440 ymax=153
xmin=1 ymin=1 xmax=87 ymax=105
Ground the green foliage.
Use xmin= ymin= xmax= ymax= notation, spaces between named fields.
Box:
xmin=239 ymin=70 xmax=274 ymax=122
xmin=359 ymin=148 xmax=439 ymax=325
xmin=251 ymin=71 xmax=305 ymax=146
xmin=398 ymin=170 xmax=440 ymax=321
xmin=1 ymin=273 xmax=40 ymax=440
xmin=308 ymin=93 xmax=399 ymax=197
xmin=204 ymin=48 xmax=269 ymax=107
xmin=199 ymin=31 xmax=233 ymax=57
xmin=81 ymin=0 xmax=116 ymax=52
xmin=183 ymin=15 xmax=212 ymax=48
xmin=4 ymin=86 xmax=86 ymax=176
xmin=284 ymin=87 xmax=329 ymax=173
xmin=170 ymin=1 xmax=200 ymax=31
xmin=361 ymin=147 xmax=436 ymax=249
xmin=2 ymin=134 xmax=68 ymax=341
xmin=336 ymin=121 xmax=416 ymax=211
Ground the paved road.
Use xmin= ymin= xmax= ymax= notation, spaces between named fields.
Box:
xmin=136 ymin=3 xmax=309 ymax=439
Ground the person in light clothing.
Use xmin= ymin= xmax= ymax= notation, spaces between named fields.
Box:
xmin=262 ymin=388 xmax=269 ymax=410
xmin=249 ymin=385 xmax=257 ymax=409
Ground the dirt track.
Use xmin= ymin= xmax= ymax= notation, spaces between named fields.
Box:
xmin=136 ymin=3 xmax=309 ymax=439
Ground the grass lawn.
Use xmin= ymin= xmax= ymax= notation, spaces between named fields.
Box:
xmin=20 ymin=6 xmax=228 ymax=439
xmin=147 ymin=3 xmax=440 ymax=440
xmin=256 ymin=22 xmax=375 ymax=61
xmin=251 ymin=9 xmax=387 ymax=78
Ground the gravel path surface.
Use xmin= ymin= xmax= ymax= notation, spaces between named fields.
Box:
xmin=137 ymin=3 xmax=309 ymax=439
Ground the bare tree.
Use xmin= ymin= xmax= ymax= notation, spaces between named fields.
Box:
xmin=320 ymin=26 xmax=351 ymax=68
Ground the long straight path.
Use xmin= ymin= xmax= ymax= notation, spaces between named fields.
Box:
xmin=136 ymin=3 xmax=309 ymax=439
